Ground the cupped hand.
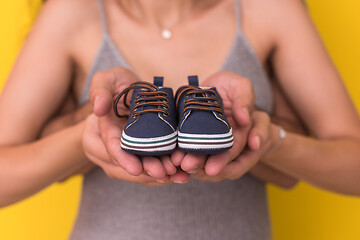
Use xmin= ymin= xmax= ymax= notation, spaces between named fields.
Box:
xmin=89 ymin=67 xmax=186 ymax=180
xmin=176 ymin=110 xmax=280 ymax=182
xmin=83 ymin=114 xmax=190 ymax=185
xmin=173 ymin=71 xmax=255 ymax=177
xmin=218 ymin=110 xmax=279 ymax=180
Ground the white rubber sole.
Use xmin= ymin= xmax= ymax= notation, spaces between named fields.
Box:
xmin=178 ymin=129 xmax=233 ymax=150
xmin=121 ymin=131 xmax=177 ymax=153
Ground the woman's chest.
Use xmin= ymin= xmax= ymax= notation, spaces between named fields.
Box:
xmin=71 ymin=3 xmax=272 ymax=101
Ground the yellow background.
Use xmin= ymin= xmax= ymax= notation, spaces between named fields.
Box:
xmin=0 ymin=0 xmax=359 ymax=239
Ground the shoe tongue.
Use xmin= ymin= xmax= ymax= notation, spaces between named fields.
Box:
xmin=188 ymin=75 xmax=199 ymax=87
xmin=153 ymin=76 xmax=164 ymax=87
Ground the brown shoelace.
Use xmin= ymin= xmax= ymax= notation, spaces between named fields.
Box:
xmin=113 ymin=82 xmax=169 ymax=118
xmin=175 ymin=85 xmax=224 ymax=117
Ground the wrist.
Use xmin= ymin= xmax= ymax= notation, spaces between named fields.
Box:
xmin=264 ymin=124 xmax=286 ymax=158
xmin=75 ymin=120 xmax=88 ymax=163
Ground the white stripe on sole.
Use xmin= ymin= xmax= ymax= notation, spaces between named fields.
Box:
xmin=178 ymin=142 xmax=233 ymax=150
xmin=178 ymin=129 xmax=233 ymax=139
xmin=122 ymin=131 xmax=177 ymax=143
xmin=178 ymin=129 xmax=233 ymax=150
xmin=121 ymin=142 xmax=177 ymax=152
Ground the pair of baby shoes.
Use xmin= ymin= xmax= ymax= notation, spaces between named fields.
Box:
xmin=113 ymin=76 xmax=233 ymax=156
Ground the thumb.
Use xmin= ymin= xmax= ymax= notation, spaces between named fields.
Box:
xmin=93 ymin=89 xmax=113 ymax=117
xmin=90 ymin=67 xmax=140 ymax=116
xmin=232 ymin=98 xmax=251 ymax=128
xmin=90 ymin=72 xmax=116 ymax=117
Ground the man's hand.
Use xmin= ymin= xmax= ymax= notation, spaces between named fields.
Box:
xmin=40 ymin=93 xmax=92 ymax=137
xmin=39 ymin=93 xmax=95 ymax=180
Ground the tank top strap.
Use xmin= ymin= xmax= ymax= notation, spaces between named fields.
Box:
xmin=98 ymin=0 xmax=109 ymax=34
xmin=234 ymin=0 xmax=242 ymax=32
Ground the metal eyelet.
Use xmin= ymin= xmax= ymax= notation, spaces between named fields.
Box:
xmin=163 ymin=112 xmax=169 ymax=117
xmin=131 ymin=114 xmax=136 ymax=119
xmin=163 ymin=105 xmax=169 ymax=110
xmin=219 ymin=112 xmax=224 ymax=117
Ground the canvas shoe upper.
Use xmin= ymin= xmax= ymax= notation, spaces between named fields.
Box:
xmin=175 ymin=75 xmax=233 ymax=154
xmin=113 ymin=77 xmax=177 ymax=156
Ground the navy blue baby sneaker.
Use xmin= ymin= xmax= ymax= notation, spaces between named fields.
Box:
xmin=175 ymin=75 xmax=233 ymax=154
xmin=113 ymin=77 xmax=177 ymax=156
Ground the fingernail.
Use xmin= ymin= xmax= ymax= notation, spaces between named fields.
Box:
xmin=94 ymin=96 xmax=99 ymax=106
xmin=146 ymin=171 xmax=153 ymax=177
xmin=254 ymin=136 xmax=261 ymax=150
xmin=156 ymin=179 xmax=167 ymax=183
xmin=242 ymin=107 xmax=249 ymax=119
xmin=174 ymin=181 xmax=186 ymax=184
xmin=188 ymin=169 xmax=199 ymax=174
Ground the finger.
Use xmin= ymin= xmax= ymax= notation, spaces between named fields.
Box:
xmin=204 ymin=127 xmax=248 ymax=176
xmin=83 ymin=114 xmax=111 ymax=162
xmin=203 ymin=71 xmax=254 ymax=127
xmin=220 ymin=112 xmax=271 ymax=180
xmin=204 ymin=151 xmax=233 ymax=176
xmin=142 ymin=156 xmax=167 ymax=179
xmin=83 ymin=130 xmax=124 ymax=177
xmin=156 ymin=175 xmax=171 ymax=184
xmin=191 ymin=169 xmax=210 ymax=180
xmin=169 ymin=169 xmax=191 ymax=183
xmin=232 ymin=101 xmax=251 ymax=128
xmin=161 ymin=155 xmax=177 ymax=176
xmin=247 ymin=112 xmax=271 ymax=151
xmin=170 ymin=149 xmax=186 ymax=166
xmin=83 ymin=118 xmax=169 ymax=183
xmin=90 ymin=71 xmax=117 ymax=117
xmin=180 ymin=153 xmax=206 ymax=173
xmin=220 ymin=149 xmax=260 ymax=180
xmin=90 ymin=68 xmax=140 ymax=116
xmin=99 ymin=114 xmax=143 ymax=175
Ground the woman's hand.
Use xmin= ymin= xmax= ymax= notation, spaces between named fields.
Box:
xmin=87 ymin=67 xmax=189 ymax=182
xmin=218 ymin=111 xmax=280 ymax=180
xmin=173 ymin=110 xmax=281 ymax=183
xmin=170 ymin=71 xmax=288 ymax=184
xmin=171 ymin=71 xmax=254 ymax=177
xmin=83 ymin=114 xmax=190 ymax=185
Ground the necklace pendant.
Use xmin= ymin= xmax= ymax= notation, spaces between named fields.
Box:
xmin=161 ymin=29 xmax=172 ymax=40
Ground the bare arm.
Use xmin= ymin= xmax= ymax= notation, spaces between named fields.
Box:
xmin=248 ymin=80 xmax=307 ymax=189
xmin=40 ymin=96 xmax=92 ymax=138
xmin=0 ymin=122 xmax=88 ymax=207
xmin=0 ymin=0 xmax=92 ymax=206
xmin=259 ymin=0 xmax=360 ymax=195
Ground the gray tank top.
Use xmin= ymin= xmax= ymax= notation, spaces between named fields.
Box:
xmin=71 ymin=0 xmax=273 ymax=239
